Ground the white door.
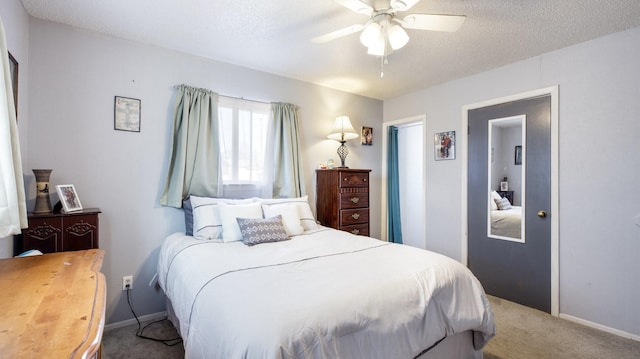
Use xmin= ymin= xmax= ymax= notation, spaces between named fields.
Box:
xmin=397 ymin=122 xmax=425 ymax=248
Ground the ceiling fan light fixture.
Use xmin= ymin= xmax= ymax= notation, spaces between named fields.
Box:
xmin=367 ymin=37 xmax=386 ymax=56
xmin=387 ymin=23 xmax=409 ymax=50
xmin=360 ymin=22 xmax=382 ymax=48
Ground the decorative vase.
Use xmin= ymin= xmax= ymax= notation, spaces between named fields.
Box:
xmin=33 ymin=169 xmax=53 ymax=213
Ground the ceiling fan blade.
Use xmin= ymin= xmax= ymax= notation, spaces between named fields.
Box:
xmin=312 ymin=24 xmax=365 ymax=43
xmin=334 ymin=0 xmax=373 ymax=15
xmin=390 ymin=0 xmax=421 ymax=12
xmin=401 ymin=14 xmax=466 ymax=32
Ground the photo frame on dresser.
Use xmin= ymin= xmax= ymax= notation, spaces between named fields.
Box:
xmin=56 ymin=184 xmax=83 ymax=212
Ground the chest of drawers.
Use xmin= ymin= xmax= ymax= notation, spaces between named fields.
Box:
xmin=316 ymin=169 xmax=371 ymax=236
xmin=15 ymin=208 xmax=101 ymax=255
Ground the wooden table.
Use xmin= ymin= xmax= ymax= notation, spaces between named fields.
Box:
xmin=0 ymin=249 xmax=106 ymax=358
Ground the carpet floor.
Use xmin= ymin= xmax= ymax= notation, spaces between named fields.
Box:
xmin=102 ymin=296 xmax=640 ymax=358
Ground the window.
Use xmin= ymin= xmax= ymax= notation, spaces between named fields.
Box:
xmin=217 ymin=96 xmax=272 ymax=197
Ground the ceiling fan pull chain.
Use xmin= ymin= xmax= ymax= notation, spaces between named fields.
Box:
xmin=380 ymin=55 xmax=385 ymax=78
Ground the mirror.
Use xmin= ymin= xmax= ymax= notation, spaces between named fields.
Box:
xmin=487 ymin=115 xmax=525 ymax=242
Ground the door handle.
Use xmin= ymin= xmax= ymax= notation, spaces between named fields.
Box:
xmin=537 ymin=210 xmax=547 ymax=218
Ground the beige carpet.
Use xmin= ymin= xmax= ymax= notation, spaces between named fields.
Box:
xmin=102 ymin=295 xmax=640 ymax=358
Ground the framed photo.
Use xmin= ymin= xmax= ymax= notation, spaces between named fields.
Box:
xmin=56 ymin=184 xmax=83 ymax=212
xmin=500 ymin=182 xmax=509 ymax=191
xmin=515 ymin=145 xmax=522 ymax=165
xmin=361 ymin=126 xmax=373 ymax=145
xmin=434 ymin=131 xmax=455 ymax=160
xmin=8 ymin=51 xmax=18 ymax=118
xmin=114 ymin=96 xmax=141 ymax=132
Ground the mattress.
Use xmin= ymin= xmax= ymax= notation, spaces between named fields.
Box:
xmin=157 ymin=227 xmax=495 ymax=358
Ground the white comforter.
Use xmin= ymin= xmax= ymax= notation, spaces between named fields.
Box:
xmin=491 ymin=206 xmax=522 ymax=239
xmin=157 ymin=228 xmax=495 ymax=359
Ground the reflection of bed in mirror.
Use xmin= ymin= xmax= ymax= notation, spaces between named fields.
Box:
xmin=491 ymin=206 xmax=522 ymax=239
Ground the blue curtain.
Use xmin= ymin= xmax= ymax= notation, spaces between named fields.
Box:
xmin=387 ymin=126 xmax=403 ymax=244
xmin=270 ymin=103 xmax=306 ymax=198
xmin=161 ymin=85 xmax=222 ymax=208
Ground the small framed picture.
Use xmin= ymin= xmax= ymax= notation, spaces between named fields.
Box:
xmin=361 ymin=126 xmax=373 ymax=145
xmin=8 ymin=51 xmax=18 ymax=118
xmin=500 ymin=182 xmax=509 ymax=191
xmin=515 ymin=145 xmax=522 ymax=165
xmin=114 ymin=96 xmax=141 ymax=132
xmin=56 ymin=184 xmax=83 ymax=212
xmin=434 ymin=131 xmax=455 ymax=160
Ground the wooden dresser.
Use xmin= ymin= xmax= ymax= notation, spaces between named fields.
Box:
xmin=316 ymin=169 xmax=371 ymax=236
xmin=0 ymin=249 xmax=106 ymax=358
xmin=15 ymin=208 xmax=100 ymax=256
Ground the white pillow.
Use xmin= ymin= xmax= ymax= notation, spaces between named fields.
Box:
xmin=260 ymin=196 xmax=318 ymax=231
xmin=189 ymin=196 xmax=257 ymax=240
xmin=262 ymin=203 xmax=304 ymax=236
xmin=490 ymin=191 xmax=501 ymax=211
xmin=218 ymin=202 xmax=264 ymax=242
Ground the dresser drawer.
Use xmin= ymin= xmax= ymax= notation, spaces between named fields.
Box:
xmin=339 ymin=172 xmax=369 ymax=187
xmin=340 ymin=208 xmax=369 ymax=225
xmin=339 ymin=192 xmax=369 ymax=209
xmin=340 ymin=223 xmax=369 ymax=236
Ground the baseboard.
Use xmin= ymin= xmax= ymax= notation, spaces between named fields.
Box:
xmin=104 ymin=311 xmax=167 ymax=332
xmin=559 ymin=313 xmax=640 ymax=342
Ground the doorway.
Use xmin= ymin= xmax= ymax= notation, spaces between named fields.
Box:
xmin=381 ymin=115 xmax=426 ymax=248
xmin=461 ymin=87 xmax=559 ymax=316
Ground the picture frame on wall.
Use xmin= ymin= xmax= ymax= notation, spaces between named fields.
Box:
xmin=8 ymin=51 xmax=18 ymax=117
xmin=515 ymin=145 xmax=522 ymax=165
xmin=114 ymin=96 xmax=141 ymax=132
xmin=56 ymin=184 xmax=83 ymax=212
xmin=361 ymin=126 xmax=373 ymax=145
xmin=434 ymin=131 xmax=456 ymax=160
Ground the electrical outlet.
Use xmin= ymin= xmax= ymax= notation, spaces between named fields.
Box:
xmin=122 ymin=275 xmax=133 ymax=291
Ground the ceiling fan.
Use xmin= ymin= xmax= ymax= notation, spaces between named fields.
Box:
xmin=314 ymin=0 xmax=465 ymax=59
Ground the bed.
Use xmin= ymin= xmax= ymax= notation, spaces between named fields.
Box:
xmin=490 ymin=206 xmax=522 ymax=239
xmin=157 ymin=196 xmax=495 ymax=358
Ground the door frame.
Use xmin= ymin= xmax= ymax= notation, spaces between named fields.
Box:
xmin=460 ymin=86 xmax=559 ymax=316
xmin=380 ymin=114 xmax=427 ymax=243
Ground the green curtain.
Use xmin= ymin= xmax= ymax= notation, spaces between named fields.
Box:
xmin=387 ymin=126 xmax=403 ymax=244
xmin=0 ymin=19 xmax=28 ymax=236
xmin=161 ymin=85 xmax=222 ymax=208
xmin=270 ymin=103 xmax=305 ymax=198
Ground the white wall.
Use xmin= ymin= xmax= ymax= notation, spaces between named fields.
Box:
xmin=384 ymin=27 xmax=640 ymax=338
xmin=25 ymin=18 xmax=382 ymax=324
xmin=0 ymin=0 xmax=30 ymax=257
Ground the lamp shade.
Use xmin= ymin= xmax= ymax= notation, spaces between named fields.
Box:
xmin=327 ymin=116 xmax=359 ymax=142
xmin=387 ymin=23 xmax=409 ymax=50
xmin=360 ymin=22 xmax=382 ymax=48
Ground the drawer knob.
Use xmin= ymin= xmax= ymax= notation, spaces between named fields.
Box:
xmin=350 ymin=197 xmax=360 ymax=204
xmin=363 ymin=178 xmax=367 ymax=182
xmin=351 ymin=213 xmax=360 ymax=220
xmin=351 ymin=229 xmax=360 ymax=235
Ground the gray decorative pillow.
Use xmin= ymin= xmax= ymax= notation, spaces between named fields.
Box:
xmin=494 ymin=197 xmax=512 ymax=210
xmin=236 ymin=215 xmax=290 ymax=246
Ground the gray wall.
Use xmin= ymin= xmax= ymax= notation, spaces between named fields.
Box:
xmin=384 ymin=26 xmax=640 ymax=338
xmin=5 ymin=16 xmax=383 ymax=324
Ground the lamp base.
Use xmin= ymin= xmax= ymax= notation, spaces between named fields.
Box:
xmin=337 ymin=141 xmax=349 ymax=168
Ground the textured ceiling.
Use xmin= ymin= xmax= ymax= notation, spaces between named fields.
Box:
xmin=20 ymin=0 xmax=640 ymax=100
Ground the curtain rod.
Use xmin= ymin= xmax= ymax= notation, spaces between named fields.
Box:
xmin=219 ymin=94 xmax=270 ymax=105
xmin=173 ymin=84 xmax=270 ymax=105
